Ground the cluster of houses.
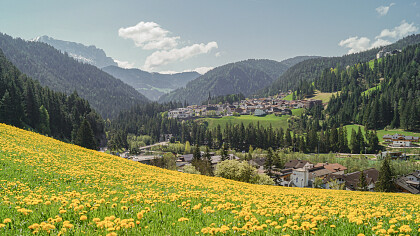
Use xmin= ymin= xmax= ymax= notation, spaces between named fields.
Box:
xmin=250 ymin=158 xmax=419 ymax=194
xmin=176 ymin=152 xmax=239 ymax=169
xmin=168 ymin=96 xmax=323 ymax=119
xmin=382 ymin=134 xmax=419 ymax=147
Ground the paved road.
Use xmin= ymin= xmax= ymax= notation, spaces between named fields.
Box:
xmin=139 ymin=142 xmax=169 ymax=150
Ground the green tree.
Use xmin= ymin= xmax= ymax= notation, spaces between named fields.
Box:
xmin=184 ymin=141 xmax=191 ymax=154
xmin=376 ymin=157 xmax=395 ymax=192
xmin=357 ymin=171 xmax=368 ymax=191
xmin=38 ymin=105 xmax=50 ymax=135
xmin=74 ymin=118 xmax=97 ymax=150
xmin=264 ymin=148 xmax=274 ymax=175
xmin=214 ymin=160 xmax=256 ymax=183
xmin=183 ymin=164 xmax=200 ymax=174
xmin=193 ymin=145 xmax=201 ymax=161
xmin=150 ymin=153 xmax=177 ymax=170
xmin=221 ymin=143 xmax=229 ymax=161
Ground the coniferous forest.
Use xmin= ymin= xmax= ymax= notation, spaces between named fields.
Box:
xmin=0 ymin=49 xmax=105 ymax=147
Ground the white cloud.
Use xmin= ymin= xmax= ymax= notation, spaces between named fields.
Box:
xmin=338 ymin=36 xmax=371 ymax=54
xmin=119 ymin=21 xmax=219 ymax=70
xmin=215 ymin=52 xmax=221 ymax=57
xmin=375 ymin=21 xmax=419 ymax=39
xmin=158 ymin=67 xmax=214 ymax=75
xmin=370 ymin=38 xmax=392 ymax=48
xmin=184 ymin=67 xmax=214 ymax=74
xmin=115 ymin=59 xmax=135 ymax=69
xmin=118 ymin=21 xmax=179 ymax=50
xmin=143 ymin=42 xmax=218 ymax=70
xmin=375 ymin=3 xmax=395 ymax=16
xmin=339 ymin=21 xmax=418 ymax=54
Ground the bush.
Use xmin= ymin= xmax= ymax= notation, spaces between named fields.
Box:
xmin=183 ymin=164 xmax=200 ymax=174
xmin=214 ymin=160 xmax=273 ymax=185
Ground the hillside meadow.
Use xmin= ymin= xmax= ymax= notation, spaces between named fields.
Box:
xmin=200 ymin=111 xmax=304 ymax=131
xmin=344 ymin=124 xmax=420 ymax=143
xmin=0 ymin=123 xmax=419 ymax=235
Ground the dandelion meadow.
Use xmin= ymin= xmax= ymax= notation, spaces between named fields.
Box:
xmin=0 ymin=123 xmax=419 ymax=235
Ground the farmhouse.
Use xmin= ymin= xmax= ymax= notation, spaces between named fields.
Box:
xmin=382 ymin=134 xmax=419 ymax=147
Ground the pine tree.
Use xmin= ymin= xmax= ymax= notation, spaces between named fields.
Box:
xmin=0 ymin=90 xmax=13 ymax=125
xmin=221 ymin=143 xmax=229 ymax=161
xmin=264 ymin=148 xmax=274 ymax=175
xmin=38 ymin=105 xmax=50 ymax=135
xmin=74 ymin=118 xmax=97 ymax=150
xmin=193 ymin=145 xmax=201 ymax=161
xmin=376 ymin=157 xmax=395 ymax=192
xmin=357 ymin=171 xmax=368 ymax=191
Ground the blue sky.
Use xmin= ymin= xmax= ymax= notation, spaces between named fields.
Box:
xmin=1 ymin=0 xmax=419 ymax=73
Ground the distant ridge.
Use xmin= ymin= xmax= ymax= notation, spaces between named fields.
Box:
xmin=102 ymin=66 xmax=200 ymax=101
xmin=0 ymin=33 xmax=149 ymax=118
xmin=158 ymin=57 xmax=317 ymax=105
xmin=33 ymin=35 xmax=117 ymax=68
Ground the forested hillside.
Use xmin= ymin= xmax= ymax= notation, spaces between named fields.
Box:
xmin=323 ymin=44 xmax=420 ymax=132
xmin=158 ymin=59 xmax=290 ymax=104
xmin=258 ymin=34 xmax=420 ymax=96
xmin=0 ymin=33 xmax=149 ymax=118
xmin=0 ymin=49 xmax=105 ymax=145
xmin=102 ymin=65 xmax=200 ymax=101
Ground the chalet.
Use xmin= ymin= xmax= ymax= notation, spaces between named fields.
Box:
xmin=284 ymin=160 xmax=313 ymax=169
xmin=343 ymin=168 xmax=379 ymax=191
xmin=314 ymin=163 xmax=347 ymax=174
xmin=254 ymin=109 xmax=266 ymax=116
xmin=395 ymin=171 xmax=420 ymax=194
xmin=378 ymin=151 xmax=405 ymax=159
xmin=383 ymin=133 xmax=419 ymax=147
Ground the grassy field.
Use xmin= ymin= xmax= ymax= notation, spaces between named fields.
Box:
xmin=310 ymin=90 xmax=340 ymax=103
xmin=282 ymin=92 xmax=294 ymax=100
xmin=201 ymin=114 xmax=290 ymax=130
xmin=1 ymin=124 xmax=419 ymax=235
xmin=344 ymin=124 xmax=420 ymax=142
xmin=361 ymin=84 xmax=382 ymax=96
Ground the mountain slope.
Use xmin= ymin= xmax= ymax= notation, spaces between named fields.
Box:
xmin=0 ymin=48 xmax=105 ymax=144
xmin=34 ymin=35 xmax=117 ymax=68
xmin=1 ymin=123 xmax=419 ymax=235
xmin=257 ymin=34 xmax=420 ymax=96
xmin=158 ymin=59 xmax=290 ymax=104
xmin=0 ymin=33 xmax=148 ymax=118
xmin=102 ymin=66 xmax=200 ymax=100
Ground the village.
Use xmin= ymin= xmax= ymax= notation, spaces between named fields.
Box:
xmin=120 ymin=147 xmax=419 ymax=194
xmin=168 ymin=93 xmax=323 ymax=119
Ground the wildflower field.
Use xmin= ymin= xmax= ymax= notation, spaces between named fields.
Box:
xmin=0 ymin=124 xmax=419 ymax=235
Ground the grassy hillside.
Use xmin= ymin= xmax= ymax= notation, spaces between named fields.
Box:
xmin=344 ymin=124 xmax=420 ymax=142
xmin=201 ymin=114 xmax=290 ymax=130
xmin=311 ymin=90 xmax=340 ymax=103
xmin=1 ymin=123 xmax=419 ymax=235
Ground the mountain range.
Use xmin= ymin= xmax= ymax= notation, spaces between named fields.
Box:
xmin=158 ymin=57 xmax=317 ymax=105
xmin=0 ymin=33 xmax=148 ymax=118
xmin=33 ymin=35 xmax=117 ymax=68
xmin=102 ymin=66 xmax=200 ymax=101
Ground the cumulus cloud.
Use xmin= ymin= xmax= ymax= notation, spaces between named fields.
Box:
xmin=375 ymin=3 xmax=395 ymax=16
xmin=119 ymin=21 xmax=219 ymax=70
xmin=114 ymin=59 xmax=135 ymax=69
xmin=338 ymin=36 xmax=371 ymax=54
xmin=339 ymin=21 xmax=418 ymax=54
xmin=375 ymin=21 xmax=419 ymax=39
xmin=118 ymin=21 xmax=179 ymax=50
xmin=184 ymin=67 xmax=214 ymax=74
xmin=144 ymin=42 xmax=218 ymax=70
